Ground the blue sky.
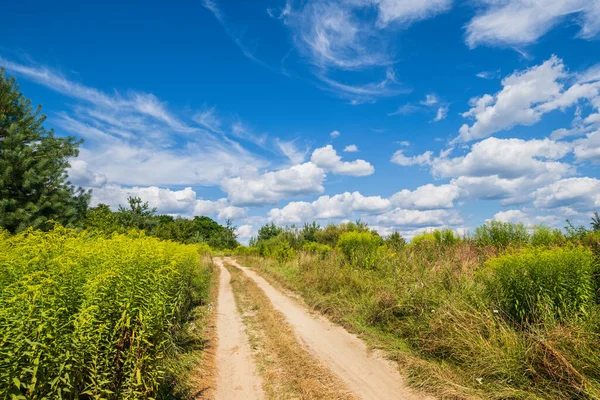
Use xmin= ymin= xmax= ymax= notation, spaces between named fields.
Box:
xmin=2 ymin=0 xmax=600 ymax=241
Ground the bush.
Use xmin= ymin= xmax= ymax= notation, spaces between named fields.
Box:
xmin=259 ymin=235 xmax=297 ymax=263
xmin=530 ymin=225 xmax=565 ymax=247
xmin=234 ymin=245 xmax=259 ymax=256
xmin=474 ymin=221 xmax=529 ymax=249
xmin=0 ymin=226 xmax=211 ymax=399
xmin=336 ymin=231 xmax=383 ymax=269
xmin=483 ymin=247 xmax=594 ymax=324
xmin=302 ymin=242 xmax=332 ymax=258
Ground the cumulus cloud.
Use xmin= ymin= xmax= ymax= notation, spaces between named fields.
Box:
xmin=493 ymin=209 xmax=528 ymax=224
xmin=465 ymin=0 xmax=600 ymax=48
xmin=534 ymin=177 xmax=600 ymax=211
xmin=456 ymin=56 xmax=600 ymax=142
xmin=430 ymin=137 xmax=575 ymax=205
xmin=311 ymin=145 xmax=374 ymax=176
xmin=90 ymin=184 xmax=246 ymax=220
xmin=390 ymin=149 xmax=433 ymax=166
xmin=268 ymin=191 xmax=391 ymax=225
xmin=390 ymin=184 xmax=460 ymax=210
xmin=433 ymin=105 xmax=449 ymax=122
xmin=573 ymin=130 xmax=600 ymax=163
xmin=330 ymin=130 xmax=341 ymax=138
xmin=375 ymin=208 xmax=463 ymax=228
xmin=457 ymin=56 xmax=567 ymax=142
xmin=432 ymin=137 xmax=573 ymax=179
xmin=343 ymin=144 xmax=358 ymax=152
xmin=68 ymin=159 xmax=107 ymax=188
xmin=235 ymin=224 xmax=254 ymax=240
xmin=221 ymin=162 xmax=326 ymax=206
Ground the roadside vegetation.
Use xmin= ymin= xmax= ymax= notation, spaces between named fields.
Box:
xmin=0 ymin=71 xmax=227 ymax=398
xmin=237 ymin=219 xmax=600 ymax=399
xmin=0 ymin=226 xmax=213 ymax=398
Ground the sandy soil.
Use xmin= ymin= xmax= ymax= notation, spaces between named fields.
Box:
xmin=214 ymin=258 xmax=264 ymax=400
xmin=224 ymin=257 xmax=434 ymax=400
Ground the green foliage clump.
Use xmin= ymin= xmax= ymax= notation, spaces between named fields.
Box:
xmin=83 ymin=198 xmax=239 ymax=249
xmin=483 ymin=247 xmax=595 ymax=324
xmin=474 ymin=221 xmax=529 ymax=249
xmin=259 ymin=234 xmax=297 ymax=263
xmin=412 ymin=229 xmax=459 ymax=247
xmin=530 ymin=225 xmax=565 ymax=247
xmin=384 ymin=231 xmax=406 ymax=252
xmin=0 ymin=69 xmax=90 ymax=233
xmin=336 ymin=230 xmax=383 ymax=269
xmin=302 ymin=241 xmax=332 ymax=258
xmin=234 ymin=245 xmax=259 ymax=256
xmin=0 ymin=226 xmax=211 ymax=399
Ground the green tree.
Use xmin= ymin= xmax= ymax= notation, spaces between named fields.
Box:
xmin=117 ymin=196 xmax=157 ymax=230
xmin=591 ymin=211 xmax=600 ymax=232
xmin=84 ymin=203 xmax=121 ymax=233
xmin=0 ymin=70 xmax=90 ymax=233
xmin=257 ymin=222 xmax=283 ymax=243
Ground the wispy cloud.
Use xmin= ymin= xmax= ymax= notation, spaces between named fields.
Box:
xmin=0 ymin=57 xmax=268 ymax=189
xmin=192 ymin=105 xmax=222 ymax=133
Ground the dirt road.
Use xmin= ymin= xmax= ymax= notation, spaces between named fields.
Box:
xmin=214 ymin=258 xmax=264 ymax=399
xmin=222 ymin=257 xmax=433 ymax=400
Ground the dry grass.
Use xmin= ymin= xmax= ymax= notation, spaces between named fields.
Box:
xmin=224 ymin=261 xmax=356 ymax=400
xmin=186 ymin=256 xmax=220 ymax=399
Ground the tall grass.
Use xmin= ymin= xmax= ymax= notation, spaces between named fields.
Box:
xmin=0 ymin=226 xmax=212 ymax=399
xmin=240 ymin=238 xmax=600 ymax=399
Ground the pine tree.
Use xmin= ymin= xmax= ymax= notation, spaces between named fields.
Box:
xmin=0 ymin=69 xmax=90 ymax=233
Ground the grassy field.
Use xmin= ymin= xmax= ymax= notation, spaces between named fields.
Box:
xmin=238 ymin=225 xmax=600 ymax=399
xmin=0 ymin=226 xmax=214 ymax=399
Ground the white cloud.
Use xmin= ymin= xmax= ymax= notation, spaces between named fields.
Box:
xmin=421 ymin=93 xmax=439 ymax=106
xmin=311 ymin=145 xmax=374 ymax=176
xmin=457 ymin=56 xmax=567 ymax=142
xmin=388 ymin=103 xmax=423 ymax=116
xmin=432 ymin=137 xmax=573 ymax=179
xmin=330 ymin=130 xmax=340 ymax=138
xmin=235 ymin=224 xmax=254 ymax=239
xmin=275 ymin=138 xmax=307 ymax=164
xmin=68 ymin=159 xmax=107 ymax=188
xmin=465 ymin=0 xmax=600 ymax=48
xmin=493 ymin=209 xmax=528 ymax=224
xmin=433 ymin=105 xmax=448 ymax=121
xmin=193 ymin=105 xmax=222 ymax=132
xmin=375 ymin=208 xmax=463 ymax=228
xmin=221 ymin=162 xmax=326 ymax=206
xmin=534 ymin=177 xmax=600 ymax=211
xmin=268 ymin=191 xmax=390 ymax=225
xmin=573 ymin=130 xmax=600 ymax=163
xmin=344 ymin=144 xmax=358 ymax=152
xmin=390 ymin=149 xmax=433 ymax=166
xmin=1 ymin=58 xmax=268 ymax=188
xmin=390 ymin=184 xmax=460 ymax=210
xmin=90 ymin=184 xmax=247 ymax=220
xmin=457 ymin=56 xmax=600 ymax=143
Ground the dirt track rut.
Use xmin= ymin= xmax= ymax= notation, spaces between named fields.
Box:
xmin=222 ymin=257 xmax=434 ymax=400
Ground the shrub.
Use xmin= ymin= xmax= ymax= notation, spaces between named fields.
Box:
xmin=259 ymin=235 xmax=297 ymax=263
xmin=483 ymin=247 xmax=594 ymax=324
xmin=530 ymin=225 xmax=565 ymax=247
xmin=302 ymin=242 xmax=332 ymax=258
xmin=474 ymin=221 xmax=529 ymax=249
xmin=0 ymin=226 xmax=211 ymax=399
xmin=234 ymin=245 xmax=259 ymax=256
xmin=336 ymin=231 xmax=383 ymax=269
